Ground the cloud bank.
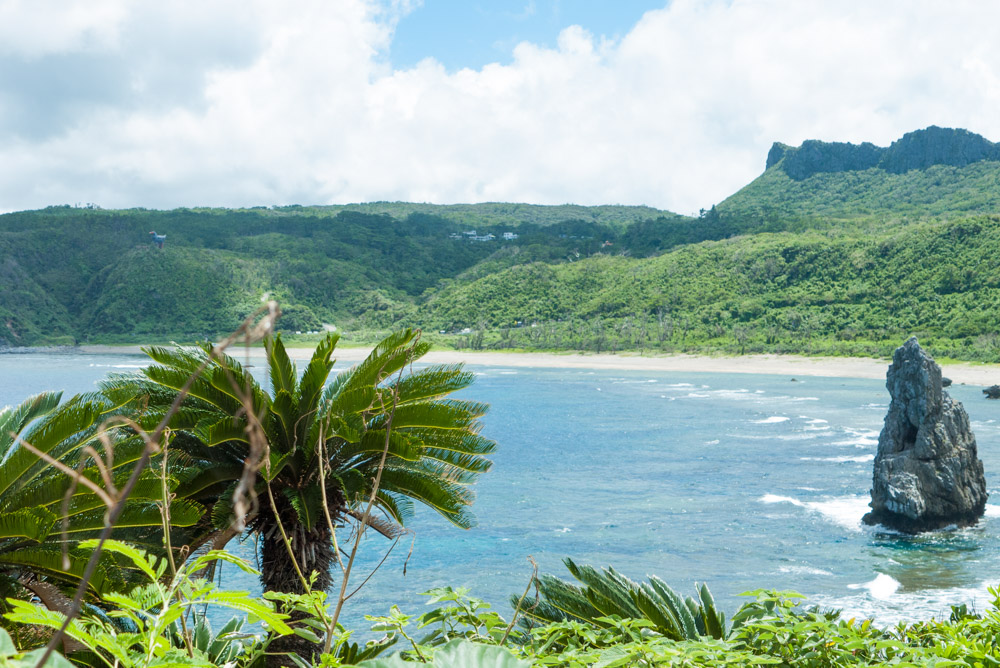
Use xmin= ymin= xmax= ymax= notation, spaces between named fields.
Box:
xmin=1 ymin=0 xmax=998 ymax=214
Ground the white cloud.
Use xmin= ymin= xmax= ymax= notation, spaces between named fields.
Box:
xmin=1 ymin=0 xmax=999 ymax=214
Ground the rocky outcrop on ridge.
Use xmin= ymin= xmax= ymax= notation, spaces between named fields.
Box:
xmin=862 ymin=337 xmax=987 ymax=533
xmin=766 ymin=126 xmax=1000 ymax=180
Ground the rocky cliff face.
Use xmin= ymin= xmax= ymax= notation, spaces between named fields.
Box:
xmin=768 ymin=127 xmax=1000 ymax=180
xmin=862 ymin=337 xmax=987 ymax=533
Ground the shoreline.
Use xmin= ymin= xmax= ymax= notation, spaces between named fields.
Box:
xmin=71 ymin=345 xmax=1000 ymax=387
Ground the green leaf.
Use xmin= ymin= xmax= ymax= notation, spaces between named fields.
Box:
xmin=22 ymin=647 xmax=76 ymax=668
xmin=78 ymin=538 xmax=160 ymax=581
xmin=0 ymin=628 xmax=14 ymax=656
xmin=432 ymin=639 xmax=532 ymax=668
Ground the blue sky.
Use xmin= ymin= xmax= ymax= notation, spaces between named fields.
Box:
xmin=0 ymin=1 xmax=997 ymax=213
xmin=390 ymin=1 xmax=665 ymax=70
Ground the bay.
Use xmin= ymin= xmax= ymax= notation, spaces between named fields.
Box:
xmin=3 ymin=351 xmax=1000 ymax=630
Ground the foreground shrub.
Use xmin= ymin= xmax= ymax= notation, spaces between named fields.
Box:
xmin=5 ymin=540 xmax=291 ymax=668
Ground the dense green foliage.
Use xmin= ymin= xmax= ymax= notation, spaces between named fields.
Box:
xmin=424 ymin=215 xmax=1000 ymax=360
xmin=720 ymin=160 xmax=1000 ymax=224
xmin=0 ymin=205 xmax=684 ymax=347
xmin=278 ymin=202 xmax=675 ymax=230
xmin=0 ymin=392 xmax=204 ymax=602
xmin=514 ymin=558 xmax=727 ymax=642
xmin=6 ymin=126 xmax=1000 ymax=363
xmin=101 ymin=331 xmax=495 ymax=597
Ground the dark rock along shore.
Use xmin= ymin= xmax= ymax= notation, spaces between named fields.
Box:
xmin=862 ymin=337 xmax=987 ymax=533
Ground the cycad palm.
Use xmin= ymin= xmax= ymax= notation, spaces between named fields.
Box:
xmin=102 ymin=329 xmax=495 ymax=596
xmin=0 ymin=392 xmax=203 ymax=604
xmin=518 ymin=558 xmax=728 ymax=641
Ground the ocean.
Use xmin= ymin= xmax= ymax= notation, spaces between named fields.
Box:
xmin=3 ymin=350 xmax=1000 ymax=631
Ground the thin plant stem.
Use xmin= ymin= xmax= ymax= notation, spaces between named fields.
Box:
xmin=501 ymin=556 xmax=539 ymax=646
xmin=329 ymin=338 xmax=415 ymax=634
xmin=159 ymin=432 xmax=194 ymax=658
xmin=33 ymin=303 xmax=280 ymax=668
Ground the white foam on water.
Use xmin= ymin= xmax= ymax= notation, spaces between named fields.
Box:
xmin=704 ymin=439 xmax=720 ymax=445
xmin=555 ymin=527 xmax=571 ymax=533
xmin=760 ymin=494 xmax=805 ymax=507
xmin=88 ymin=363 xmax=145 ymax=368
xmin=779 ymin=565 xmax=834 ymax=576
xmin=832 ymin=428 xmax=879 ymax=448
xmin=753 ymin=416 xmax=790 ymax=424
xmin=984 ymin=505 xmax=1000 ymax=517
xmin=847 ymin=573 xmax=901 ymax=600
xmin=774 ymin=432 xmax=823 ymax=441
xmin=743 ymin=432 xmax=821 ymax=442
xmin=832 ymin=438 xmax=879 ymax=448
xmin=686 ymin=392 xmax=710 ymax=398
xmin=816 ymin=581 xmax=995 ymax=626
xmin=498 ymin=370 xmax=518 ymax=375
xmin=759 ymin=494 xmax=869 ymax=531
xmin=711 ymin=389 xmax=753 ymax=400
xmin=665 ymin=383 xmax=694 ymax=388
xmin=800 ymin=455 xmax=875 ymax=464
xmin=806 ymin=418 xmax=829 ymax=424
xmin=804 ymin=424 xmax=832 ymax=431
xmin=806 ymin=496 xmax=870 ymax=531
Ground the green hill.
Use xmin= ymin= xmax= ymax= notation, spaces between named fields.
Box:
xmin=5 ymin=126 xmax=1000 ymax=360
xmin=719 ymin=127 xmax=1000 ymax=226
xmin=0 ymin=204 xmax=685 ymax=346
xmin=422 ymin=215 xmax=1000 ymax=360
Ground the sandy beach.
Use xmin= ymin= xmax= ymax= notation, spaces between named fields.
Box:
xmin=76 ymin=345 xmax=1000 ymax=387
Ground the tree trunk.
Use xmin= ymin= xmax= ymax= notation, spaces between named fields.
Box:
xmin=259 ymin=491 xmax=339 ymax=668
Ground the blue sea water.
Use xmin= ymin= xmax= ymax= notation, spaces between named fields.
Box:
xmin=4 ymin=351 xmax=1000 ymax=631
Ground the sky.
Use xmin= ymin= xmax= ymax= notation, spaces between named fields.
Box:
xmin=1 ymin=0 xmax=999 ymax=215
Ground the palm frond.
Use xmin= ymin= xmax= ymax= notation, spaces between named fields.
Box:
xmin=390 ymin=365 xmax=475 ymax=405
xmin=0 ymin=400 xmax=99 ymax=499
xmin=265 ymin=335 xmax=297 ymax=397
xmin=375 ymin=466 xmax=476 ymax=528
xmin=0 ymin=392 xmax=63 ymax=454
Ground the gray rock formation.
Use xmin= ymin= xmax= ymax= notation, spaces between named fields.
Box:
xmin=984 ymin=385 xmax=1000 ymax=399
xmin=862 ymin=337 xmax=987 ymax=533
xmin=767 ymin=126 xmax=1000 ymax=180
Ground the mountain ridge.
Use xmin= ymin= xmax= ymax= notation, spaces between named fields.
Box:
xmin=765 ymin=126 xmax=1000 ymax=180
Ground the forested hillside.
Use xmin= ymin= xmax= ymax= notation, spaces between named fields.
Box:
xmin=0 ymin=203 xmax=682 ymax=346
xmin=4 ymin=126 xmax=1000 ymax=361
xmin=424 ymin=216 xmax=1000 ymax=360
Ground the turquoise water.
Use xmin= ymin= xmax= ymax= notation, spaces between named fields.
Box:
xmin=4 ymin=352 xmax=1000 ymax=630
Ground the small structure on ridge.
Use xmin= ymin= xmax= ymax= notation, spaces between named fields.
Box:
xmin=862 ymin=337 xmax=987 ymax=533
xmin=149 ymin=231 xmax=166 ymax=249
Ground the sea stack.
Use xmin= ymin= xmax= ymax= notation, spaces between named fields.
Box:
xmin=862 ymin=337 xmax=987 ymax=533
